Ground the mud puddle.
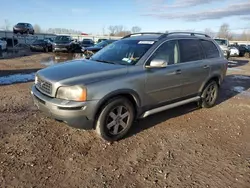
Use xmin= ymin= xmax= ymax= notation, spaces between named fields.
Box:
xmin=41 ymin=53 xmax=85 ymax=66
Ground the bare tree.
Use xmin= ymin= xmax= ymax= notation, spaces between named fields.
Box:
xmin=115 ymin=25 xmax=124 ymax=34
xmin=34 ymin=24 xmax=42 ymax=33
xmin=204 ymin=28 xmax=215 ymax=38
xmin=131 ymin=26 xmax=141 ymax=33
xmin=217 ymin=23 xmax=233 ymax=39
xmin=238 ymin=30 xmax=250 ymax=41
xmin=108 ymin=26 xmax=116 ymax=36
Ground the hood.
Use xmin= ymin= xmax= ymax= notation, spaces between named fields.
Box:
xmin=37 ymin=59 xmax=128 ymax=85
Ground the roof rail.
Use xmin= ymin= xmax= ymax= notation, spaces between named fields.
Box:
xmin=164 ymin=32 xmax=211 ymax=38
xmin=122 ymin=32 xmax=165 ymax=39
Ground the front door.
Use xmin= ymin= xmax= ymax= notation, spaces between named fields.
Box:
xmin=145 ymin=40 xmax=183 ymax=105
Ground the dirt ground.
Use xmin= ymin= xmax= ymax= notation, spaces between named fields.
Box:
xmin=0 ymin=54 xmax=250 ymax=188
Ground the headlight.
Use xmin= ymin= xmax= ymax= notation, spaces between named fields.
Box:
xmin=35 ymin=75 xmax=38 ymax=84
xmin=56 ymin=86 xmax=87 ymax=101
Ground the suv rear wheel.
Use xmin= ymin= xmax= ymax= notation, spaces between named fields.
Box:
xmin=200 ymin=81 xmax=219 ymax=108
xmin=96 ymin=97 xmax=135 ymax=141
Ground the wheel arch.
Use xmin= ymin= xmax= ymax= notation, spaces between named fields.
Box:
xmin=199 ymin=75 xmax=221 ymax=93
xmin=93 ymin=89 xmax=141 ymax=126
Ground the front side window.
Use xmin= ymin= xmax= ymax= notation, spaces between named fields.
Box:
xmin=91 ymin=40 xmax=154 ymax=65
xmin=178 ymin=39 xmax=203 ymax=63
xmin=201 ymin=40 xmax=220 ymax=58
xmin=147 ymin=40 xmax=180 ymax=65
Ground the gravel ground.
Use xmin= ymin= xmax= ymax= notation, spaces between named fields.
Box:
xmin=0 ymin=54 xmax=250 ymax=188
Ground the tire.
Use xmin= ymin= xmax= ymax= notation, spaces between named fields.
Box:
xmin=200 ymin=81 xmax=219 ymax=108
xmin=96 ymin=97 xmax=135 ymax=142
xmin=244 ymin=52 xmax=250 ymax=58
xmin=44 ymin=47 xmax=49 ymax=53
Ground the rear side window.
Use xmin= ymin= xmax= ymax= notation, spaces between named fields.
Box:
xmin=201 ymin=40 xmax=220 ymax=58
xmin=178 ymin=39 xmax=203 ymax=63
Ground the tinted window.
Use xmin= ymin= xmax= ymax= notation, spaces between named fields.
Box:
xmin=179 ymin=39 xmax=203 ymax=62
xmin=148 ymin=40 xmax=179 ymax=65
xmin=201 ymin=40 xmax=220 ymax=58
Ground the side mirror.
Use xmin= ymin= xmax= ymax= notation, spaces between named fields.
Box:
xmin=146 ymin=59 xmax=168 ymax=68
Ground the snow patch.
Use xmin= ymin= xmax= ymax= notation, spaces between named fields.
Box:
xmin=227 ymin=68 xmax=243 ymax=72
xmin=232 ymin=86 xmax=245 ymax=93
xmin=232 ymin=75 xmax=250 ymax=80
xmin=0 ymin=73 xmax=35 ymax=85
xmin=231 ymin=86 xmax=250 ymax=97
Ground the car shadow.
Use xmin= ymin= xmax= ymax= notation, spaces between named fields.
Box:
xmin=125 ymin=74 xmax=250 ymax=139
xmin=228 ymin=58 xmax=249 ymax=68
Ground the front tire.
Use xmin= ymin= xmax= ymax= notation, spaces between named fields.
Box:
xmin=200 ymin=81 xmax=219 ymax=108
xmin=244 ymin=52 xmax=250 ymax=58
xmin=96 ymin=97 xmax=135 ymax=142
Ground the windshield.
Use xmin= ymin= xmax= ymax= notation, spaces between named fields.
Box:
xmin=82 ymin=40 xmax=92 ymax=44
xmin=91 ymin=40 xmax=154 ymax=65
xmin=214 ymin=39 xmax=228 ymax=46
xmin=54 ymin=36 xmax=71 ymax=42
xmin=16 ymin=23 xmax=26 ymax=27
xmin=33 ymin=39 xmax=45 ymax=44
xmin=94 ymin=40 xmax=109 ymax=47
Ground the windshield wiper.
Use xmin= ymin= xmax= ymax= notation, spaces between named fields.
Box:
xmin=92 ymin=59 xmax=116 ymax=64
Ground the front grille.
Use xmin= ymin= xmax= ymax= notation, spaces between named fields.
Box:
xmin=36 ymin=77 xmax=52 ymax=96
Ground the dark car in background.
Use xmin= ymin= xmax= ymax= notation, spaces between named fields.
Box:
xmin=97 ymin=38 xmax=107 ymax=43
xmin=30 ymin=39 xmax=53 ymax=52
xmin=81 ymin=39 xmax=94 ymax=47
xmin=82 ymin=39 xmax=117 ymax=58
xmin=230 ymin=44 xmax=250 ymax=58
xmin=52 ymin=35 xmax=80 ymax=53
xmin=13 ymin=23 xmax=34 ymax=35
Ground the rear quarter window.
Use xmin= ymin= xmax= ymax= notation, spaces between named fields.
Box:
xmin=178 ymin=39 xmax=203 ymax=63
xmin=201 ymin=40 xmax=220 ymax=59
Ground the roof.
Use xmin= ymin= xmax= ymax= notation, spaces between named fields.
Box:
xmin=122 ymin=34 xmax=163 ymax=41
xmin=121 ymin=32 xmax=211 ymax=41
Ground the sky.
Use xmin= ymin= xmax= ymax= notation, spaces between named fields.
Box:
xmin=0 ymin=0 xmax=250 ymax=35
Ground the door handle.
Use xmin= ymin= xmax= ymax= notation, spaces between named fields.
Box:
xmin=203 ymin=65 xmax=210 ymax=69
xmin=175 ymin=69 xmax=182 ymax=74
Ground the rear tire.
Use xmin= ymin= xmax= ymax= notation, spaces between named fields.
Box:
xmin=200 ymin=81 xmax=219 ymax=108
xmin=95 ymin=97 xmax=135 ymax=142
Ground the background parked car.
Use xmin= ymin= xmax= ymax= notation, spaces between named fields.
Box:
xmin=214 ymin=38 xmax=230 ymax=59
xmin=233 ymin=45 xmax=250 ymax=57
xmin=52 ymin=35 xmax=80 ymax=53
xmin=0 ymin=38 xmax=7 ymax=51
xmin=82 ymin=39 xmax=117 ymax=58
xmin=30 ymin=39 xmax=53 ymax=52
xmin=229 ymin=46 xmax=239 ymax=57
xmin=13 ymin=23 xmax=34 ymax=35
xmin=97 ymin=38 xmax=107 ymax=43
xmin=81 ymin=39 xmax=94 ymax=47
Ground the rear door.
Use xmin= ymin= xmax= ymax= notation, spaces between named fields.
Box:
xmin=177 ymin=39 xmax=210 ymax=97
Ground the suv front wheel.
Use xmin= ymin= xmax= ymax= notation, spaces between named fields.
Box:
xmin=200 ymin=81 xmax=219 ymax=108
xmin=96 ymin=97 xmax=135 ymax=141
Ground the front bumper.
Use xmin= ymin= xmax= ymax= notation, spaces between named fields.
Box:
xmin=53 ymin=44 xmax=70 ymax=52
xmin=31 ymin=85 xmax=96 ymax=129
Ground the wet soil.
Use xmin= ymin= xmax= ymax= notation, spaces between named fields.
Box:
xmin=0 ymin=53 xmax=250 ymax=187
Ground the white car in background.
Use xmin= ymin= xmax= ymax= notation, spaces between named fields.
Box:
xmin=229 ymin=46 xmax=239 ymax=57
xmin=0 ymin=38 xmax=7 ymax=51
